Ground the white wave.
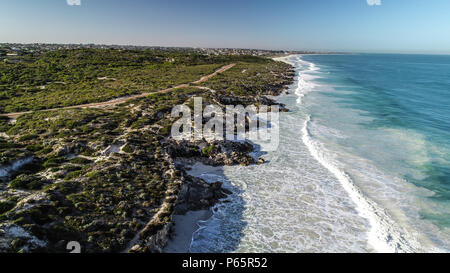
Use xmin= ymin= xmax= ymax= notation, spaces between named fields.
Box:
xmin=289 ymin=55 xmax=420 ymax=252
xmin=293 ymin=57 xmax=319 ymax=104
xmin=189 ymin=54 xmax=427 ymax=253
xmin=189 ymin=115 xmax=371 ymax=252
xmin=301 ymin=115 xmax=420 ymax=252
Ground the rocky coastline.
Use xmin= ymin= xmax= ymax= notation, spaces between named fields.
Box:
xmin=135 ymin=70 xmax=295 ymax=253
xmin=0 ymin=52 xmax=294 ymax=253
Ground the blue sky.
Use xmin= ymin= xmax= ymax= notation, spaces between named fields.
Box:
xmin=1 ymin=0 xmax=450 ymax=53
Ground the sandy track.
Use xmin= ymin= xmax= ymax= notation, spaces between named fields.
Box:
xmin=1 ymin=63 xmax=235 ymax=119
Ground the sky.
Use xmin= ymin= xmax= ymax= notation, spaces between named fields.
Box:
xmin=1 ymin=0 xmax=450 ymax=54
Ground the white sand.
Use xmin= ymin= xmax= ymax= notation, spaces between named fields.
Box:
xmin=186 ymin=162 xmax=224 ymax=180
xmin=163 ymin=210 xmax=212 ymax=253
xmin=163 ymin=161 xmax=224 ymax=253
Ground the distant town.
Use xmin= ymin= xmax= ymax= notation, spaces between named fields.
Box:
xmin=0 ymin=43 xmax=334 ymax=61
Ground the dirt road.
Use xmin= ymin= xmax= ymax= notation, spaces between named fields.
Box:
xmin=1 ymin=63 xmax=235 ymax=119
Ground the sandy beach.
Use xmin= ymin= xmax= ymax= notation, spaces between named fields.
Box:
xmin=163 ymin=210 xmax=212 ymax=253
xmin=163 ymin=162 xmax=227 ymax=253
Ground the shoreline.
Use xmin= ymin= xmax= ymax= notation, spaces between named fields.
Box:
xmin=176 ymin=54 xmax=372 ymax=251
xmin=163 ymin=66 xmax=295 ymax=253
xmin=163 ymin=210 xmax=212 ymax=253
xmin=172 ymin=54 xmax=408 ymax=253
xmin=163 ymin=56 xmax=296 ymax=253
xmin=164 ymin=162 xmax=226 ymax=253
xmin=283 ymin=54 xmax=424 ymax=253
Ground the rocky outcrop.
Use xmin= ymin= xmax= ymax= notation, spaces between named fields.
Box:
xmin=175 ymin=176 xmax=230 ymax=214
xmin=167 ymin=139 xmax=255 ymax=167
xmin=127 ymin=169 xmax=231 ymax=253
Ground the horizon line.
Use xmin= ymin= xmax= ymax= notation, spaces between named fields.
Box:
xmin=2 ymin=41 xmax=450 ymax=56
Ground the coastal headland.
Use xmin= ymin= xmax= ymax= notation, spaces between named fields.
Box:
xmin=0 ymin=46 xmax=294 ymax=252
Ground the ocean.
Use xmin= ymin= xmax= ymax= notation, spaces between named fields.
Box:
xmin=188 ymin=54 xmax=450 ymax=253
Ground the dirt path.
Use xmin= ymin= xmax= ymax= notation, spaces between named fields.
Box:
xmin=1 ymin=63 xmax=235 ymax=119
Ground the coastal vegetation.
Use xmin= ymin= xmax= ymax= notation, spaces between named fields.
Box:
xmin=0 ymin=48 xmax=294 ymax=252
xmin=0 ymin=49 xmax=224 ymax=112
xmin=197 ymin=61 xmax=292 ymax=97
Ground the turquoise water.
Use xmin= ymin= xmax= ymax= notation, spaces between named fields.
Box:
xmin=189 ymin=54 xmax=450 ymax=252
xmin=299 ymin=53 xmax=450 ymax=250
xmin=303 ymin=54 xmax=450 ymax=222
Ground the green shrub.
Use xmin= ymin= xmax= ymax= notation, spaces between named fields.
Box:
xmin=26 ymin=143 xmax=43 ymax=152
xmin=201 ymin=145 xmax=214 ymax=156
xmin=40 ymin=147 xmax=53 ymax=154
xmin=9 ymin=174 xmax=46 ymax=190
xmin=122 ymin=144 xmax=133 ymax=153
xmin=18 ymin=134 xmax=38 ymax=142
xmin=0 ymin=201 xmax=15 ymax=214
xmin=69 ymin=157 xmax=92 ymax=165
xmin=64 ymin=170 xmax=83 ymax=181
xmin=43 ymin=156 xmax=65 ymax=168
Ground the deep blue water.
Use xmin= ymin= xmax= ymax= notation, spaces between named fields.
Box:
xmin=302 ymin=54 xmax=450 ymax=231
